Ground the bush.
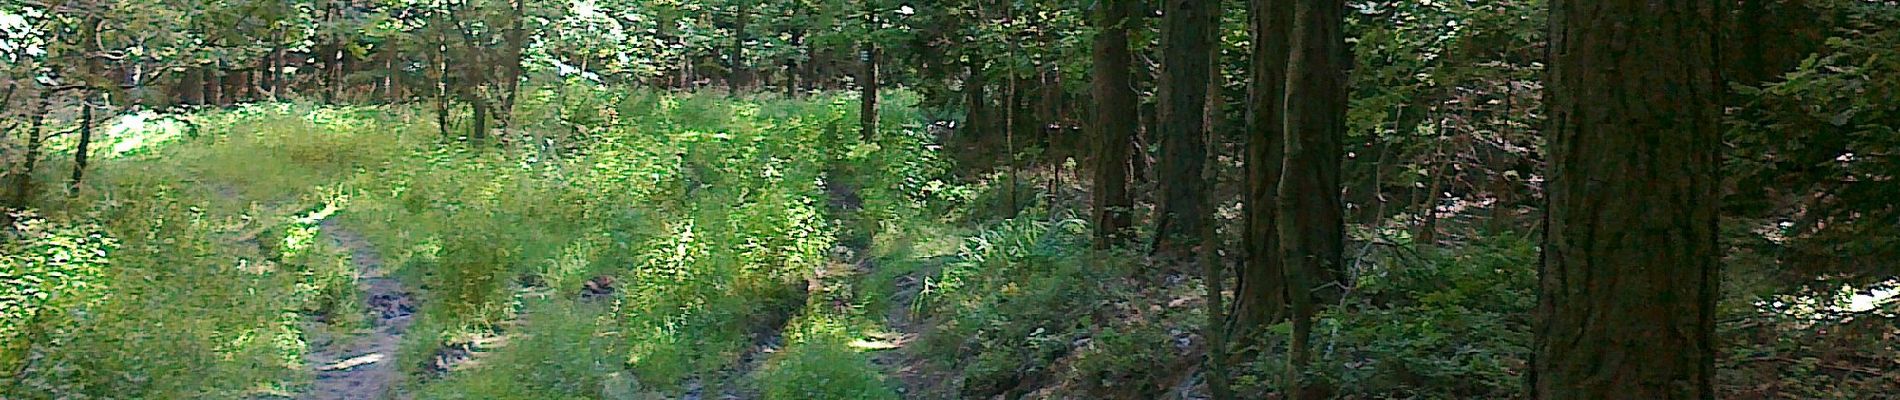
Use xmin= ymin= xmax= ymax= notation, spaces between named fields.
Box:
xmin=757 ymin=317 xmax=899 ymax=400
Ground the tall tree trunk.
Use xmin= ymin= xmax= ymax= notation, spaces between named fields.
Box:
xmin=1532 ymin=1 xmax=1722 ymax=399
xmin=1200 ymin=142 xmax=1236 ymax=400
xmin=731 ymin=1 xmax=752 ymax=93
xmin=500 ymin=0 xmax=527 ymax=126
xmin=1280 ymin=0 xmax=1347 ymax=396
xmin=68 ymin=94 xmax=94 ymax=195
xmin=1089 ymin=0 xmax=1137 ymax=249
xmin=1233 ymin=0 xmax=1292 ymax=343
xmin=859 ymin=40 xmax=879 ymax=141
xmin=436 ymin=10 xmax=452 ymax=139
xmin=320 ymin=0 xmax=337 ymax=103
xmin=787 ymin=31 xmax=804 ymax=97
xmin=9 ymin=92 xmax=49 ymax=209
xmin=1150 ymin=0 xmax=1218 ymax=256
xmin=1198 ymin=3 xmax=1235 ymax=391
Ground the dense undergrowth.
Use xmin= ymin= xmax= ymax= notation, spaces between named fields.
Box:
xmin=2 ymin=87 xmax=950 ymax=399
xmin=6 ymin=62 xmax=1897 ymax=399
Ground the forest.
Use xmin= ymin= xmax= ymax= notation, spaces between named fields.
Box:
xmin=2 ymin=0 xmax=1898 ymax=398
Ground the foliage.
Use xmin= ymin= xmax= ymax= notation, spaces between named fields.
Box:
xmin=3 ymin=161 xmax=352 ymax=398
xmin=411 ymin=300 xmax=634 ymax=399
xmin=912 ymin=216 xmax=1149 ymax=397
xmin=756 ymin=316 xmax=899 ymax=400
xmin=0 ymin=212 xmax=114 ymax=371
xmin=1726 ymin=3 xmax=1900 ymax=282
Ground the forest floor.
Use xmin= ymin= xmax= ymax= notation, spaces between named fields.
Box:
xmin=301 ymin=219 xmax=413 ymax=400
xmin=867 ymin=258 xmax=954 ymax=399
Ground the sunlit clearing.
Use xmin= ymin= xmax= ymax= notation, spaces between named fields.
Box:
xmin=104 ymin=110 xmax=190 ymax=159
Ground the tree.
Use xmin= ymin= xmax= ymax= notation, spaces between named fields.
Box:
xmin=1279 ymin=0 xmax=1346 ymax=396
xmin=858 ymin=0 xmax=879 ymax=142
xmin=67 ymin=93 xmax=93 ymax=195
xmin=1532 ymin=1 xmax=1722 ymax=398
xmin=1150 ymin=0 xmax=1218 ymax=256
xmin=1233 ymin=0 xmax=1291 ymax=343
xmin=1089 ymin=0 xmax=1136 ymax=249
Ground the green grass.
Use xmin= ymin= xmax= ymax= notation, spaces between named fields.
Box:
xmin=4 ymin=86 xmax=949 ymax=399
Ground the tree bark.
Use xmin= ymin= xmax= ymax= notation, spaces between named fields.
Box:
xmin=1280 ymin=0 xmax=1347 ymax=396
xmin=1532 ymin=1 xmax=1722 ymax=399
xmin=1090 ymin=0 xmax=1137 ymax=249
xmin=1150 ymin=0 xmax=1218 ymax=256
xmin=1233 ymin=0 xmax=1292 ymax=343
xmin=859 ymin=1 xmax=880 ymax=142
xmin=68 ymin=94 xmax=94 ymax=195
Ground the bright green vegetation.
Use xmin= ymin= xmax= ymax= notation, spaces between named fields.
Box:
xmin=7 ymin=0 xmax=1900 ymax=398
xmin=6 ymin=83 xmax=1900 ymax=399
xmin=4 ymin=90 xmax=944 ymax=399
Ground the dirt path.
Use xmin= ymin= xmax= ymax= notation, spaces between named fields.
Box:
xmin=867 ymin=260 xmax=955 ymax=399
xmin=302 ymin=219 xmax=416 ymax=400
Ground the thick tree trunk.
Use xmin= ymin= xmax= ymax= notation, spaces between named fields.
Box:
xmin=68 ymin=95 xmax=94 ymax=195
xmin=1280 ymin=0 xmax=1347 ymax=396
xmin=1150 ymin=0 xmax=1218 ymax=256
xmin=1532 ymin=1 xmax=1722 ymax=399
xmin=1233 ymin=0 xmax=1292 ymax=342
xmin=1089 ymin=0 xmax=1137 ymax=249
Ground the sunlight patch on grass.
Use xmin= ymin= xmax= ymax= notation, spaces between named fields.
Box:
xmin=1757 ymin=278 xmax=1900 ymax=321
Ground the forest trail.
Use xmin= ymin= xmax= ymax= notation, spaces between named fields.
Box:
xmin=302 ymin=218 xmax=415 ymax=400
xmin=868 ymin=263 xmax=935 ymax=397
